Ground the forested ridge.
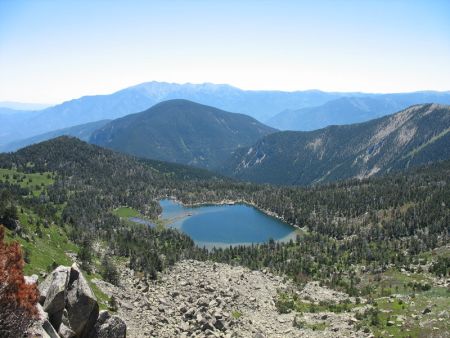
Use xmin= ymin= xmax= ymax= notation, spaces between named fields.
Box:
xmin=223 ymin=103 xmax=450 ymax=185
xmin=90 ymin=99 xmax=275 ymax=169
xmin=0 ymin=136 xmax=449 ymax=291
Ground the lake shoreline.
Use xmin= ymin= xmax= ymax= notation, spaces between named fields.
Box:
xmin=161 ymin=196 xmax=303 ymax=232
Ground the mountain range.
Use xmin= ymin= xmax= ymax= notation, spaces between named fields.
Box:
xmin=269 ymin=92 xmax=450 ymax=131
xmin=0 ymin=82 xmax=340 ymax=145
xmin=0 ymin=101 xmax=52 ymax=110
xmin=1 ymin=96 xmax=450 ymax=186
xmin=2 ymin=81 xmax=450 ymax=147
xmin=90 ymin=99 xmax=275 ymax=169
xmin=0 ymin=120 xmax=110 ymax=152
xmin=222 ymin=104 xmax=450 ymax=185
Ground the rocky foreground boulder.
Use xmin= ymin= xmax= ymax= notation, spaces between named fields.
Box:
xmin=29 ymin=263 xmax=126 ymax=338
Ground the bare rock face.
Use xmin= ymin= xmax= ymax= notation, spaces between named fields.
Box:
xmin=27 ymin=303 xmax=60 ymax=338
xmin=24 ymin=274 xmax=39 ymax=285
xmin=41 ymin=266 xmax=71 ymax=330
xmin=38 ymin=274 xmax=53 ymax=304
xmin=66 ymin=263 xmax=99 ymax=336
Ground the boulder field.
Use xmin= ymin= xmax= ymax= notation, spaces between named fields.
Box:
xmin=93 ymin=260 xmax=370 ymax=338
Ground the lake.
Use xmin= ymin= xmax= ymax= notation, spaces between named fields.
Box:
xmin=159 ymin=199 xmax=297 ymax=248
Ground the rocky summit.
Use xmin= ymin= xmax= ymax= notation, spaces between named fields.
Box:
xmin=93 ymin=260 xmax=370 ymax=338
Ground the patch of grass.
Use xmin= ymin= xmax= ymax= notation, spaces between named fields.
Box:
xmin=231 ymin=310 xmax=242 ymax=319
xmin=116 ymin=207 xmax=162 ymax=230
xmin=307 ymin=322 xmax=328 ymax=331
xmin=357 ymin=268 xmax=450 ymax=337
xmin=5 ymin=208 xmax=78 ymax=279
xmin=85 ymin=272 xmax=110 ymax=310
xmin=276 ymin=291 xmax=358 ymax=314
xmin=0 ymin=168 xmax=54 ymax=196
xmin=113 ymin=206 xmax=141 ymax=218
xmin=360 ymin=268 xmax=431 ymax=298
xmin=154 ymin=218 xmax=167 ymax=231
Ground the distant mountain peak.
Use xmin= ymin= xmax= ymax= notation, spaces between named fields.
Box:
xmin=143 ymin=98 xmax=238 ymax=114
xmin=90 ymin=99 xmax=276 ymax=169
xmin=128 ymin=81 xmax=239 ymax=95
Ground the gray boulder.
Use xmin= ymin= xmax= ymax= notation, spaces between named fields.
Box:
xmin=27 ymin=303 xmax=60 ymax=338
xmin=38 ymin=272 xmax=53 ymax=304
xmin=42 ymin=266 xmax=71 ymax=329
xmin=66 ymin=263 xmax=99 ymax=336
xmin=36 ymin=264 xmax=126 ymax=338
xmin=89 ymin=310 xmax=127 ymax=338
xmin=80 ymin=302 xmax=100 ymax=338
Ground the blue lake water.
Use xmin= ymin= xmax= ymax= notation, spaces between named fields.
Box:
xmin=159 ymin=199 xmax=297 ymax=248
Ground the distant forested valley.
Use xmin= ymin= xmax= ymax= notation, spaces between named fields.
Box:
xmin=1 ymin=137 xmax=448 ymax=292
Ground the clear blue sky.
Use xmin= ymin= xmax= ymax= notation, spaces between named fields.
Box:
xmin=0 ymin=0 xmax=449 ymax=103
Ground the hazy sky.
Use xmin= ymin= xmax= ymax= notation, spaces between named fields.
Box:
xmin=0 ymin=0 xmax=449 ymax=103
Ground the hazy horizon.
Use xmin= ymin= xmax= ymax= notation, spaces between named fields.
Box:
xmin=1 ymin=0 xmax=450 ymax=103
xmin=2 ymin=80 xmax=450 ymax=108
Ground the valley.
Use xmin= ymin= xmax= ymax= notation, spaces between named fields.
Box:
xmin=0 ymin=136 xmax=449 ymax=337
xmin=2 ymin=2 xmax=450 ymax=337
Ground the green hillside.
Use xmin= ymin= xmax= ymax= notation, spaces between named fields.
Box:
xmin=89 ymin=99 xmax=276 ymax=169
xmin=223 ymin=104 xmax=450 ymax=185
